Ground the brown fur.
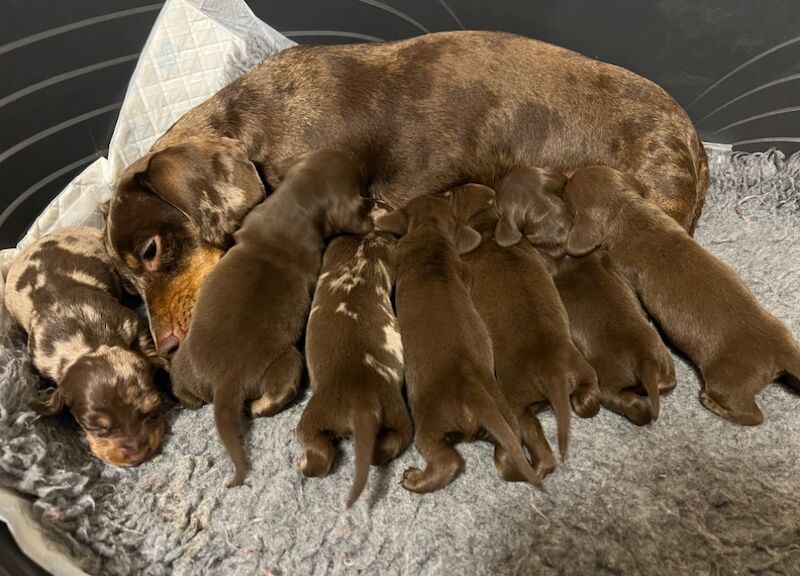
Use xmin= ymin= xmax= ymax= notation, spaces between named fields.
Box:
xmin=563 ymin=166 xmax=800 ymax=425
xmin=298 ymin=222 xmax=412 ymax=507
xmin=456 ymin=179 xmax=599 ymax=470
xmin=376 ymin=193 xmax=541 ymax=493
xmin=104 ymin=31 xmax=708 ymax=343
xmin=169 ymin=150 xmax=373 ymax=487
xmin=4 ymin=227 xmax=166 ymax=466
xmin=543 ymin=252 xmax=676 ymax=425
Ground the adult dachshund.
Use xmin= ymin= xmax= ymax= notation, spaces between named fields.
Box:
xmin=104 ymin=31 xmax=708 ymax=352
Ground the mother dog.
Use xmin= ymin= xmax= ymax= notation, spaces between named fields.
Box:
xmin=104 ymin=31 xmax=708 ymax=351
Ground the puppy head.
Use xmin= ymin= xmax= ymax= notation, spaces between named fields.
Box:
xmin=376 ymin=189 xmax=491 ymax=255
xmin=493 ymin=166 xmax=570 ymax=253
xmin=33 ymin=348 xmax=165 ymax=467
xmin=105 ymin=137 xmax=265 ymax=354
xmin=278 ymin=149 xmax=373 ymax=238
xmin=562 ymin=166 xmax=639 ymax=257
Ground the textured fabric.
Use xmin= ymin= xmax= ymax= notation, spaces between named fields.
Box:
xmin=1 ymin=147 xmax=799 ymax=575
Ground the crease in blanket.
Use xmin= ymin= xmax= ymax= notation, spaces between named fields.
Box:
xmin=0 ymin=147 xmax=799 ymax=576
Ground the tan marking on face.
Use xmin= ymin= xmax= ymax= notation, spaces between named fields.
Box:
xmin=124 ymin=253 xmax=140 ymax=271
xmin=85 ymin=419 xmax=164 ymax=467
xmin=149 ymin=247 xmax=223 ymax=339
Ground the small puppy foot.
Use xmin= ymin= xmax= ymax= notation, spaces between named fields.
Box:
xmin=520 ymin=414 xmax=556 ymax=477
xmin=493 ymin=445 xmax=536 ymax=483
xmin=299 ymin=447 xmax=334 ymax=478
xmin=250 ymin=347 xmax=303 ymax=417
xmin=699 ymin=390 xmax=764 ymax=426
xmin=570 ymin=380 xmax=601 ymax=418
xmin=602 ymin=390 xmax=653 ymax=426
xmin=401 ymin=443 xmax=462 ymax=493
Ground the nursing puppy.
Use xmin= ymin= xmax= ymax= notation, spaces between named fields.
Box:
xmin=563 ymin=166 xmax=800 ymax=425
xmin=377 ymin=192 xmax=541 ymax=493
xmin=547 ymin=252 xmax=676 ymax=425
xmin=4 ymin=227 xmax=165 ymax=466
xmin=456 ymin=178 xmax=598 ymax=472
xmin=170 ymin=149 xmax=373 ymax=486
xmin=493 ymin=165 xmax=672 ymax=424
xmin=298 ymin=214 xmax=412 ymax=506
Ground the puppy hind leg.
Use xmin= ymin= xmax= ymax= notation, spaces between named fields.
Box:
xmin=250 ymin=346 xmax=303 ymax=417
xmin=601 ymin=388 xmax=653 ymax=426
xmin=699 ymin=365 xmax=764 ymax=426
xmin=402 ymin=427 xmax=462 ymax=494
xmin=296 ymin=400 xmax=335 ymax=478
xmin=373 ymin=395 xmax=414 ymax=465
xmin=520 ymin=411 xmax=556 ymax=478
xmin=569 ymin=365 xmax=601 ymax=419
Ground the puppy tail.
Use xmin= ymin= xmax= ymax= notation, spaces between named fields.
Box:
xmin=542 ymin=377 xmax=571 ymax=460
xmin=347 ymin=410 xmax=380 ymax=508
xmin=214 ymin=392 xmax=247 ymax=488
xmin=468 ymin=386 xmax=543 ymax=490
xmin=639 ymin=360 xmax=662 ymax=421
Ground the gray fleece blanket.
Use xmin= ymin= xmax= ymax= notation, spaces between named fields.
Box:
xmin=1 ymin=147 xmax=799 ymax=576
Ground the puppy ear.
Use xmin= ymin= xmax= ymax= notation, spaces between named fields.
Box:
xmin=30 ymin=388 xmax=66 ymax=416
xmin=134 ymin=138 xmax=265 ymax=248
xmin=274 ymin=152 xmax=306 ymax=180
xmin=565 ymin=214 xmax=604 ymax=257
xmin=374 ymin=208 xmax=409 ymax=237
xmin=455 ymin=226 xmax=483 ymax=255
xmin=494 ymin=212 xmax=523 ymax=247
xmin=446 ymin=184 xmax=495 ymax=223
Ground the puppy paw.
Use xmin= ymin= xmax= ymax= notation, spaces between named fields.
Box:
xmin=299 ymin=449 xmax=334 ymax=478
xmin=570 ymin=384 xmax=601 ymax=418
xmin=699 ymin=390 xmax=763 ymax=426
xmin=400 ymin=467 xmax=426 ymax=492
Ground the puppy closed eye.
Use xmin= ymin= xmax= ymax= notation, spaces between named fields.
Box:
xmin=83 ymin=415 xmax=113 ymax=436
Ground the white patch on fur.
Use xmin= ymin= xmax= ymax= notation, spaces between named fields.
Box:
xmin=327 ymin=241 xmax=368 ymax=294
xmin=66 ymin=270 xmax=107 ymax=290
xmin=35 ymin=331 xmax=92 ymax=381
xmin=309 ymin=305 xmax=321 ymax=317
xmin=364 ymin=353 xmax=400 ymax=384
xmin=335 ymin=302 xmax=359 ymax=320
xmin=382 ymin=323 xmax=403 ymax=364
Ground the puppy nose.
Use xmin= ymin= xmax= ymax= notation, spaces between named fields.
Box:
xmin=122 ymin=446 xmax=149 ymax=466
xmin=156 ymin=332 xmax=180 ymax=355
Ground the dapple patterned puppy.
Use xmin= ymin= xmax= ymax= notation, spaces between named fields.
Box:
xmin=563 ymin=166 xmax=800 ymax=425
xmin=493 ymin=165 xmax=672 ymax=425
xmin=377 ymin=192 xmax=541 ymax=493
xmin=4 ymin=227 xmax=165 ymax=466
xmin=298 ymin=211 xmax=412 ymax=506
xmin=170 ymin=149 xmax=374 ymax=487
xmin=456 ymin=176 xmax=599 ymax=472
xmin=544 ymin=252 xmax=675 ymax=425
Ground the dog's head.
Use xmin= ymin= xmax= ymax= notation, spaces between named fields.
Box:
xmin=493 ymin=166 xmax=570 ymax=254
xmin=275 ymin=149 xmax=374 ymax=239
xmin=375 ymin=185 xmax=494 ymax=255
xmin=104 ymin=137 xmax=265 ymax=354
xmin=562 ymin=166 xmax=641 ymax=257
xmin=32 ymin=347 xmax=165 ymax=467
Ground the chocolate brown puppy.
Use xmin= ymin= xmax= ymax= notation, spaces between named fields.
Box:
xmin=545 ymin=252 xmax=676 ymax=425
xmin=455 ymin=180 xmax=598 ymax=473
xmin=377 ymin=193 xmax=541 ymax=493
xmin=298 ymin=218 xmax=412 ymax=507
xmin=169 ymin=149 xmax=373 ymax=487
xmin=5 ymin=227 xmax=165 ymax=466
xmin=493 ymin=166 xmax=673 ymax=425
xmin=105 ymin=31 xmax=708 ymax=352
xmin=563 ymin=166 xmax=800 ymax=425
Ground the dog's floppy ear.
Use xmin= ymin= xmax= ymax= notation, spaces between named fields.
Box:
xmin=494 ymin=212 xmax=523 ymax=247
xmin=30 ymin=388 xmax=66 ymax=416
xmin=134 ymin=137 xmax=265 ymax=248
xmin=455 ymin=225 xmax=483 ymax=255
xmin=375 ymin=208 xmax=409 ymax=237
xmin=565 ymin=214 xmax=604 ymax=256
xmin=445 ymin=184 xmax=495 ymax=223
